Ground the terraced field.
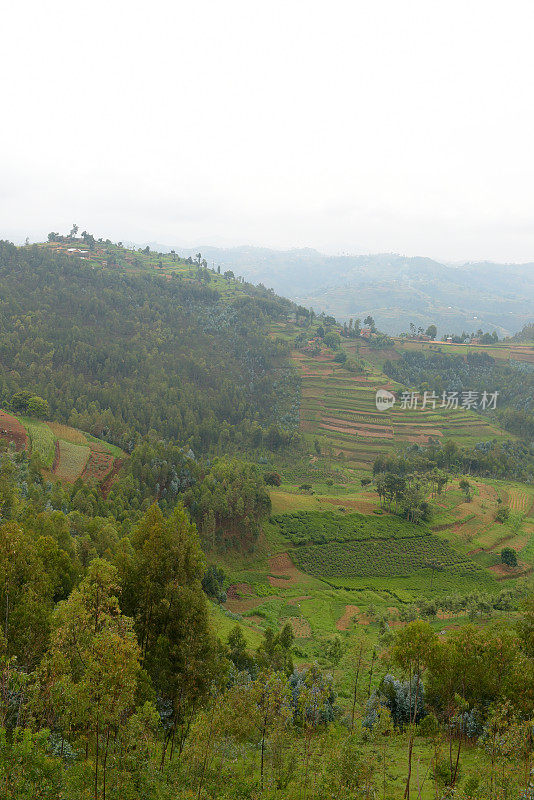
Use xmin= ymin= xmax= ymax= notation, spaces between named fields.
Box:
xmin=504 ymin=485 xmax=534 ymax=514
xmin=49 ymin=427 xmax=124 ymax=484
xmin=293 ymin=343 xmax=507 ymax=467
xmin=1 ymin=410 xmax=126 ymax=488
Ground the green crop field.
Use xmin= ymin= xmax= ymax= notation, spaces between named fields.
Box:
xmin=292 ymin=534 xmax=481 ymax=579
xmin=54 ymin=439 xmax=91 ymax=481
xmin=273 ymin=510 xmax=428 ymax=545
xmin=19 ymin=416 xmax=56 ymax=468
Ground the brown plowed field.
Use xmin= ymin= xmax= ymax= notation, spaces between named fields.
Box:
xmin=268 ymin=552 xmax=304 ymax=588
xmin=336 ymin=605 xmax=360 ymax=630
xmin=0 ymin=411 xmax=28 ymax=451
xmin=81 ymin=449 xmax=115 ymax=484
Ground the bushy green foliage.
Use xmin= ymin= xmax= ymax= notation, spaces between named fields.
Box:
xmin=292 ymin=534 xmax=479 ymax=579
xmin=272 ymin=509 xmax=429 ymax=545
xmin=501 ymin=546 xmax=518 ymax=567
xmin=374 ymin=437 xmax=534 ymax=482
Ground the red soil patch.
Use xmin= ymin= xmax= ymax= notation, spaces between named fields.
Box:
xmin=268 ymin=552 xmax=304 ymax=588
xmin=288 ymin=617 xmax=311 ymax=637
xmin=0 ymin=411 xmax=28 ymax=451
xmin=322 ymin=416 xmax=394 ymax=435
xmin=490 ymin=562 xmax=533 ymax=580
xmin=82 ymin=448 xmax=115 ymax=484
xmin=320 ymin=422 xmax=394 ymax=439
xmin=226 ymin=583 xmax=253 ymax=599
xmin=224 ymin=582 xmax=266 ymax=613
xmin=336 ymin=604 xmax=360 ymax=631
xmin=225 ymin=596 xmax=266 ymax=614
xmin=402 ymin=432 xmax=444 ymax=443
xmin=100 ymin=459 xmax=124 ymax=499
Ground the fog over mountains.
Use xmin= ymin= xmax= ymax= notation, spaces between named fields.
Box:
xmin=143 ymin=243 xmax=534 ymax=338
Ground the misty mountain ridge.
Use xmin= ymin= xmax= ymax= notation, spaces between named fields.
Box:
xmin=132 ymin=242 xmax=534 ymax=338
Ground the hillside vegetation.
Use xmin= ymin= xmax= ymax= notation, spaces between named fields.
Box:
xmin=0 ymin=240 xmax=297 ymax=454
xmin=0 ymin=233 xmax=533 ymax=799
xmin=167 ymin=243 xmax=534 ymax=336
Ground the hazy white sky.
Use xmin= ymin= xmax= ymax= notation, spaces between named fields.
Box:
xmin=3 ymin=0 xmax=534 ymax=262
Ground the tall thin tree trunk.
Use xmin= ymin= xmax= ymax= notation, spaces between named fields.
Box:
xmin=197 ymin=704 xmax=217 ymax=800
xmin=4 ymin=589 xmax=8 ymax=649
xmin=367 ymin=649 xmax=376 ymax=698
xmin=404 ymin=670 xmax=421 ymax=800
xmin=452 ymin=726 xmax=462 ymax=786
xmin=350 ymin=644 xmax=364 ymax=732
xmin=169 ymin=717 xmax=178 ymax=762
xmin=102 ymin=726 xmax=111 ymax=800
xmin=94 ymin=715 xmax=100 ymax=800
xmin=260 ymin=718 xmax=267 ymax=790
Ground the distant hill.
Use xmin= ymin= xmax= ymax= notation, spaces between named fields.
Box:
xmin=147 ymin=243 xmax=534 ymax=338
xmin=512 ymin=322 xmax=534 ymax=342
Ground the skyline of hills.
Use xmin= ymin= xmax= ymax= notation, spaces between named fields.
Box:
xmin=138 ymin=242 xmax=534 ymax=337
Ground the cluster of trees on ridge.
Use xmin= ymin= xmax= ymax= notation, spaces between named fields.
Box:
xmin=373 ymin=438 xmax=533 ymax=486
xmin=512 ymin=322 xmax=534 ymax=342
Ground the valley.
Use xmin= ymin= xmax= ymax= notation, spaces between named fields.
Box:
xmin=1 ymin=235 xmax=533 ymax=799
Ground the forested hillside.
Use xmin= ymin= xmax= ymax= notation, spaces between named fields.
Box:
xmin=0 ymin=241 xmax=297 ymax=453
